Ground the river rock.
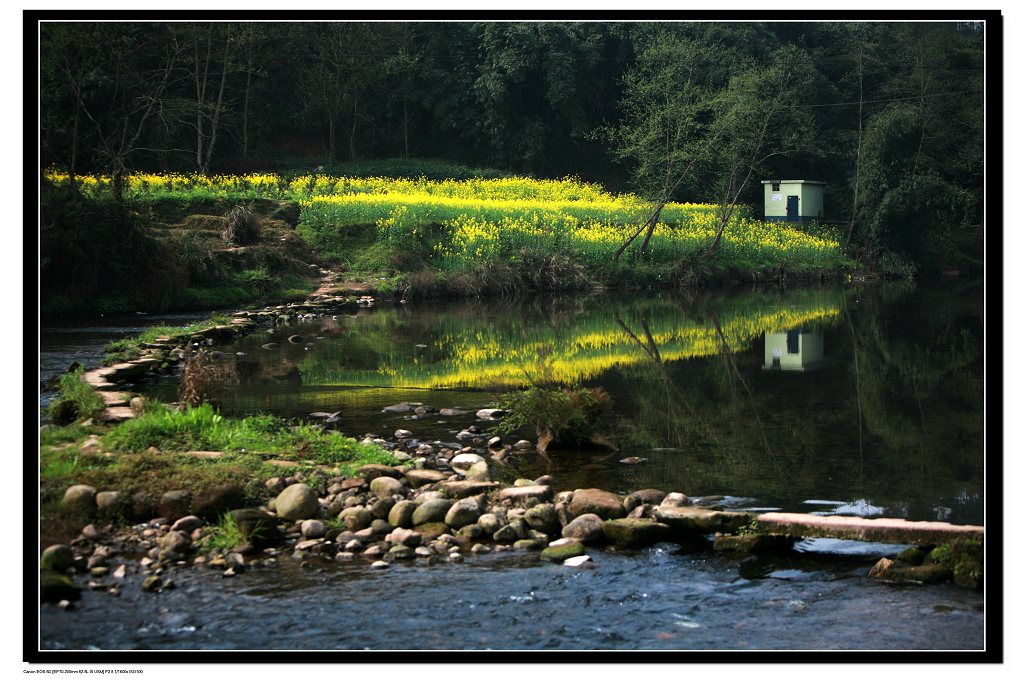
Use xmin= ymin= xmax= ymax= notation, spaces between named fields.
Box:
xmin=493 ymin=524 xmax=519 ymax=544
xmin=541 ymin=540 xmax=586 ymax=562
xmin=439 ymin=408 xmax=469 ymax=416
xmin=301 ymin=519 xmax=326 ymax=539
xmin=370 ymin=497 xmax=396 ymax=520
xmin=339 ymin=506 xmax=373 ymax=531
xmin=497 ymin=485 xmax=553 ymax=504
xmin=388 ymin=527 xmax=422 ymax=547
xmin=227 ymin=509 xmax=280 ymax=549
xmin=563 ymin=555 xmax=593 ymax=567
xmin=62 ymin=485 xmax=97 ymax=518
xmin=623 ymin=489 xmax=667 ymax=512
xmin=413 ymin=522 xmax=449 ymax=541
xmin=275 ymin=484 xmax=319 ymax=521
xmin=159 ymin=530 xmax=192 ymax=556
xmin=465 ymin=461 xmax=491 ymax=482
xmin=171 ymin=515 xmax=204 ymax=534
xmin=157 ymin=490 xmax=192 ymax=521
xmin=412 ymin=498 xmax=452 ymax=525
xmin=439 ymin=480 xmax=500 ymax=498
xmin=713 ymin=534 xmax=795 ymax=555
xmin=660 ymin=492 xmax=692 ymax=508
xmin=130 ymin=396 xmax=146 ymax=416
xmin=561 ymin=513 xmax=606 ymax=545
xmin=476 ymin=408 xmax=507 ymax=420
xmin=478 ymin=512 xmax=504 ymax=535
xmin=394 ymin=429 xmax=413 ymax=440
xmin=192 ymin=483 xmax=247 ymax=518
xmin=653 ymin=506 xmax=752 ymax=536
xmin=444 ymin=497 xmax=482 ymax=529
xmin=388 ymin=500 xmax=418 ymax=528
xmin=404 ymin=469 xmax=448 ymax=487
xmin=369 ymin=476 xmax=407 ymax=498
xmin=40 ymin=568 xmax=81 ymax=603
xmin=601 ymin=518 xmax=672 ymax=548
xmin=288 ymin=335 xmax=304 ymax=344
xmin=450 ymin=453 xmax=485 ymax=470
xmin=524 ymin=503 xmax=560 ymax=536
xmin=358 ymin=464 xmax=402 ymax=480
xmin=514 ymin=440 xmax=533 ymax=451
xmin=382 ymin=402 xmax=413 ymax=414
xmin=386 ymin=545 xmax=416 ymax=561
xmin=95 ymin=491 xmax=128 ymax=517
xmin=869 ymin=557 xmax=953 ymax=585
xmin=568 ymin=489 xmax=624 ymax=520
xmin=50 ymin=399 xmax=78 ymax=426
xmin=40 ymin=545 xmax=75 ymax=574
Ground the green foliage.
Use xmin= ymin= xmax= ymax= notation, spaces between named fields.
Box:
xmin=199 ymin=513 xmax=245 ymax=552
xmin=49 ymin=369 xmax=105 ymax=421
xmin=495 ymin=385 xmax=611 ymax=443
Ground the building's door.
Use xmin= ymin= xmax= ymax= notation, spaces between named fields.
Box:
xmin=786 ymin=195 xmax=799 ymax=221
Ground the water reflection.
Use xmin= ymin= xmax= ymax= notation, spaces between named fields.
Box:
xmin=137 ymin=281 xmax=984 ymax=525
xmin=763 ymin=330 xmax=824 ymax=371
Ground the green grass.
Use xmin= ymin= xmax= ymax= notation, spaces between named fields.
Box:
xmin=102 ymin=403 xmax=399 ymax=470
xmin=48 ymin=369 xmax=105 ymax=421
xmin=199 ymin=513 xmax=245 ymax=552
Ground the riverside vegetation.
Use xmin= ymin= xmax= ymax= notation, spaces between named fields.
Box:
xmin=41 ymin=168 xmax=850 ymax=318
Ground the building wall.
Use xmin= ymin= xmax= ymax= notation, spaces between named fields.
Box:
xmin=762 ymin=181 xmax=824 ymax=221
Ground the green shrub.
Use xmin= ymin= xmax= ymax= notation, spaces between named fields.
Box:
xmin=48 ymin=369 xmax=105 ymax=423
xmin=494 ymin=385 xmax=611 ymax=445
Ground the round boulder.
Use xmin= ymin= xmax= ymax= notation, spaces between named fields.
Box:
xmin=412 ymin=498 xmax=452 ymax=526
xmin=561 ymin=513 xmax=606 ymax=545
xmin=157 ymin=490 xmax=192 ymax=521
xmin=61 ymin=485 xmax=97 ymax=518
xmin=40 ymin=545 xmax=75 ymax=574
xmin=275 ymin=483 xmax=319 ymax=521
xmin=369 ymin=476 xmax=407 ymax=498
xmin=444 ymin=497 xmax=482 ymax=529
xmin=568 ymin=488 xmax=624 ymax=520
xmin=524 ymin=503 xmax=561 ymax=536
xmin=388 ymin=500 xmax=418 ymax=528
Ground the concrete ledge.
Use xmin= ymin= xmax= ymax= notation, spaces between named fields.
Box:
xmin=755 ymin=512 xmax=984 ymax=545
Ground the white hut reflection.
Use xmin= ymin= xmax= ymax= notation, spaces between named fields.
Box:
xmin=763 ymin=329 xmax=824 ymax=371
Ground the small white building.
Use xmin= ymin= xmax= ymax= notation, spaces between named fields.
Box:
xmin=763 ymin=330 xmax=824 ymax=372
xmin=762 ymin=180 xmax=825 ymax=223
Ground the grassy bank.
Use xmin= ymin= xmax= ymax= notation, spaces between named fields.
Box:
xmin=44 ymin=168 xmax=853 ymax=300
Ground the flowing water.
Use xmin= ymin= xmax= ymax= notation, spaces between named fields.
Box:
xmin=37 ymin=280 xmax=987 ymax=650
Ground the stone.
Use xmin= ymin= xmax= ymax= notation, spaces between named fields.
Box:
xmin=192 ymin=484 xmax=247 ymax=519
xmin=561 ymin=513 xmax=606 ymax=545
xmin=130 ymin=492 xmax=157 ymax=522
xmin=275 ymin=484 xmax=319 ymax=521
xmin=660 ymin=492 xmax=692 ymax=508
xmin=465 ymin=461 xmax=491 ymax=482
xmin=386 ymin=545 xmax=416 ymax=561
xmin=382 ymin=403 xmax=413 ymax=414
xmin=541 ymin=541 xmax=586 ymax=562
xmin=477 ymin=513 xmax=503 ymax=535
xmin=404 ymin=469 xmax=448 ymax=487
xmin=40 ymin=568 xmax=81 ymax=603
xmin=370 ymin=518 xmax=392 ymax=535
xmin=476 ymin=408 xmax=507 ymax=420
xmin=869 ymin=557 xmax=953 ymax=585
xmin=497 ymin=485 xmax=553 ymax=504
xmin=339 ymin=506 xmax=373 ymax=531
xmin=50 ymin=399 xmax=78 ymax=426
xmin=413 ymin=522 xmax=450 ymax=541
xmin=227 ymin=509 xmax=281 ymax=549
xmin=524 ymin=503 xmax=561 ymax=536
xmin=653 ymin=506 xmax=753 ymax=536
xmin=171 ymin=515 xmax=203 ymax=534
xmin=487 ymin=436 xmax=502 ymax=449
xmin=388 ymin=500 xmax=418 ymax=528
xmin=439 ymin=408 xmax=469 ymax=416
xmin=623 ymin=489 xmax=667 ymax=512
xmin=412 ymin=498 xmax=453 ymax=525
xmin=159 ymin=530 xmax=192 ymax=555
xmin=563 ymin=555 xmax=593 ymax=567
xmin=141 ymin=575 xmax=163 ymax=592
xmin=40 ymin=545 xmax=75 ymax=574
xmin=514 ymin=440 xmax=533 ymax=451
xmin=457 ymin=524 xmax=485 ymax=541
xmin=130 ymin=396 xmax=146 ymax=416
xmin=445 ymin=497 xmax=483 ymax=529
xmin=450 ymin=453 xmax=485 ymax=470
xmin=440 ymin=480 xmax=500 ymax=498
xmin=288 ymin=335 xmax=304 ymax=344
xmin=95 ymin=491 xmax=128 ymax=517
xmin=369 ymin=476 xmax=407 ymax=498
xmin=357 ymin=464 xmax=402 ymax=480
xmin=493 ymin=524 xmax=519 ymax=544
xmin=713 ymin=534 xmax=795 ymax=555
xmin=301 ymin=519 xmax=326 ymax=539
xmin=568 ymin=489 xmax=624 ymax=520
xmin=389 ymin=527 xmax=422 ymax=547
xmin=157 ymin=490 xmax=192 ymax=521
xmin=61 ymin=485 xmax=97 ymax=518
xmin=514 ymin=539 xmax=545 ymax=551
xmin=370 ymin=497 xmax=396 ymax=520
xmin=601 ymin=518 xmax=672 ymax=548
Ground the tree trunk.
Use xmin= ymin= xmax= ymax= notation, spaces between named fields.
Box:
xmin=845 ymin=49 xmax=864 ymax=249
xmin=328 ymin=117 xmax=336 ymax=164
xmin=194 ymin=27 xmax=212 ymax=173
xmin=242 ymin=64 xmax=252 ymax=162
xmin=202 ymin=36 xmax=231 ymax=174
xmin=349 ymin=90 xmax=359 ymax=162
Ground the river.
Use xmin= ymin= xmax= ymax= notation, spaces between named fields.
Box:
xmin=36 ymin=279 xmax=987 ymax=651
